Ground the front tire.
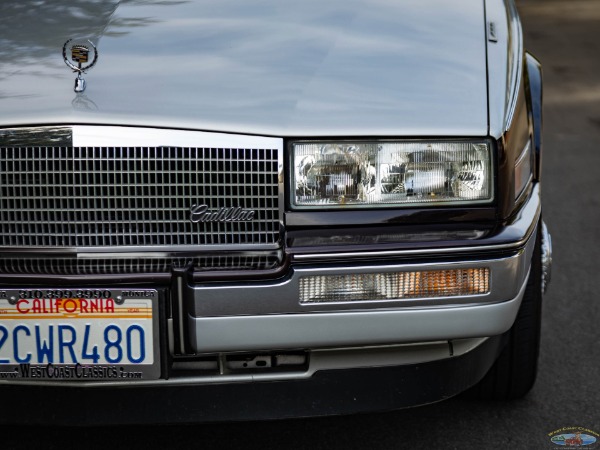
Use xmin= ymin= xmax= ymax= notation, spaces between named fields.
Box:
xmin=469 ymin=222 xmax=543 ymax=400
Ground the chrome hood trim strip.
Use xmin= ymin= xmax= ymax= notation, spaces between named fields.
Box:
xmin=0 ymin=127 xmax=73 ymax=147
xmin=0 ymin=125 xmax=282 ymax=149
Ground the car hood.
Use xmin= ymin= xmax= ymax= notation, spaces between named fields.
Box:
xmin=0 ymin=0 xmax=489 ymax=137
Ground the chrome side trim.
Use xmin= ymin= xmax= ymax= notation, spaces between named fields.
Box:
xmin=293 ymin=184 xmax=541 ymax=262
xmin=541 ymin=220 xmax=552 ymax=293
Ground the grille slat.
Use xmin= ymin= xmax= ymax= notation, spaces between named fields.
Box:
xmin=0 ymin=255 xmax=281 ymax=275
xmin=0 ymin=146 xmax=280 ymax=249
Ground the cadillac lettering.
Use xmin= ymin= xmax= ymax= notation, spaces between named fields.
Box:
xmin=189 ymin=204 xmax=256 ymax=223
xmin=0 ymin=0 xmax=551 ymax=425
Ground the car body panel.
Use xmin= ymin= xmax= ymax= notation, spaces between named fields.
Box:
xmin=1 ymin=0 xmax=488 ymax=137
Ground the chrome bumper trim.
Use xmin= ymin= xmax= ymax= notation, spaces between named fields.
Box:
xmin=541 ymin=220 xmax=552 ymax=293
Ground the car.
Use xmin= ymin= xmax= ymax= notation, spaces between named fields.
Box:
xmin=0 ymin=0 xmax=551 ymax=425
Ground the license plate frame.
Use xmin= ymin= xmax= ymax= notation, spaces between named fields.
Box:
xmin=0 ymin=288 xmax=161 ymax=382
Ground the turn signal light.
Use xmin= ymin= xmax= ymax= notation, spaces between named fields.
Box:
xmin=299 ymin=268 xmax=489 ymax=303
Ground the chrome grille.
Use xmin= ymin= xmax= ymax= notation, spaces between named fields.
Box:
xmin=0 ymin=146 xmax=280 ymax=247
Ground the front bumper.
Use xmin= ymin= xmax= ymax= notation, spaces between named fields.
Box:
xmin=0 ymin=185 xmax=544 ymax=422
xmin=1 ymin=334 xmax=507 ymax=425
xmin=189 ymin=275 xmax=529 ymax=353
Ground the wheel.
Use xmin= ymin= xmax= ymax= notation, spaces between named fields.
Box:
xmin=468 ymin=222 xmax=543 ymax=400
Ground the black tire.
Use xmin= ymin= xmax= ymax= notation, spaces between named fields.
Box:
xmin=468 ymin=223 xmax=543 ymax=400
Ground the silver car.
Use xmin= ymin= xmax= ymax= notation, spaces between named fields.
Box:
xmin=0 ymin=0 xmax=551 ymax=424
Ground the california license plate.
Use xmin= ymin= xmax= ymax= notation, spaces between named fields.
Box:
xmin=0 ymin=288 xmax=160 ymax=381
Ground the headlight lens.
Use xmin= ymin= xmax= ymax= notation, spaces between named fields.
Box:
xmin=292 ymin=141 xmax=492 ymax=208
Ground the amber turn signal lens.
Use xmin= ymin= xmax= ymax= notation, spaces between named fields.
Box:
xmin=299 ymin=268 xmax=489 ymax=303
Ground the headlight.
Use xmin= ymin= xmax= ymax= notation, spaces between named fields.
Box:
xmin=292 ymin=141 xmax=493 ymax=208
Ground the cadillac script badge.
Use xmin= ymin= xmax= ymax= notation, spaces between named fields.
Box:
xmin=62 ymin=39 xmax=98 ymax=93
xmin=190 ymin=204 xmax=255 ymax=223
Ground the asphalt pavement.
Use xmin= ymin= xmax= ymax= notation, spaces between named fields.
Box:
xmin=3 ymin=0 xmax=599 ymax=448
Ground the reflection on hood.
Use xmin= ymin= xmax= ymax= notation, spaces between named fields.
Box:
xmin=0 ymin=0 xmax=489 ymax=138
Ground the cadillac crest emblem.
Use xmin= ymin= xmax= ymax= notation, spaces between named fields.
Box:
xmin=62 ymin=39 xmax=98 ymax=93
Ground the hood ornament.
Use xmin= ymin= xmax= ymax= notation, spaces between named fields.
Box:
xmin=62 ymin=39 xmax=98 ymax=93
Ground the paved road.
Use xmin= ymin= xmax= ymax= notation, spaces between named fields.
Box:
xmin=4 ymin=1 xmax=599 ymax=448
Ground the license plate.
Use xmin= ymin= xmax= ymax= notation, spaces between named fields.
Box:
xmin=0 ymin=288 xmax=160 ymax=381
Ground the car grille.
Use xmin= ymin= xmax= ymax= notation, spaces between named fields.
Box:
xmin=0 ymin=144 xmax=281 ymax=274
